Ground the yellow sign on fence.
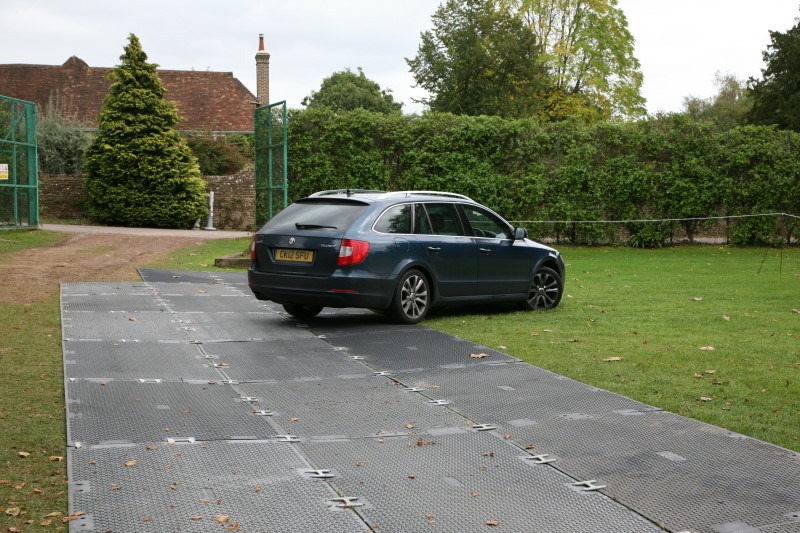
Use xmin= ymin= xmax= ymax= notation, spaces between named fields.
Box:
xmin=0 ymin=164 xmax=8 ymax=180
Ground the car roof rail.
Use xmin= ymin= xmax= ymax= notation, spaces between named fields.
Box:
xmin=309 ymin=189 xmax=386 ymax=198
xmin=376 ymin=191 xmax=475 ymax=201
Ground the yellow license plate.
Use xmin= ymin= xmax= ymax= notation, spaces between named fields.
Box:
xmin=275 ymin=248 xmax=315 ymax=263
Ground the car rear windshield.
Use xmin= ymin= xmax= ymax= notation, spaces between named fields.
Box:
xmin=264 ymin=200 xmax=368 ymax=232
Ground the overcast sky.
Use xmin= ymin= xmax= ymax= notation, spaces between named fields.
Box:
xmin=2 ymin=1 xmax=798 ymax=116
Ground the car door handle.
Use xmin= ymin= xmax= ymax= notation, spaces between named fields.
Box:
xmin=479 ymin=248 xmax=492 ymax=254
xmin=427 ymin=246 xmax=441 ymax=253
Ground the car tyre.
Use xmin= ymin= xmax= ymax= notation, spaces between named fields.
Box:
xmin=521 ymin=266 xmax=563 ymax=311
xmin=282 ymin=303 xmax=323 ymax=319
xmin=390 ymin=269 xmax=430 ymax=324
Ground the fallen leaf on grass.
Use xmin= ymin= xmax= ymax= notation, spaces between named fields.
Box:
xmin=5 ymin=507 xmax=21 ymax=517
xmin=691 ymin=297 xmax=703 ymax=301
xmin=705 ymin=369 xmax=717 ymax=374
xmin=792 ymin=308 xmax=799 ymax=314
xmin=699 ymin=397 xmax=713 ymax=402
xmin=693 ymin=373 xmax=704 ymax=379
xmin=604 ymin=357 xmax=623 ymax=362
xmin=17 ymin=451 xmax=30 ymax=458
xmin=40 ymin=519 xmax=54 ymax=526
xmin=723 ymin=315 xmax=730 ymax=321
xmin=700 ymin=346 xmax=715 ymax=351
xmin=48 ymin=456 xmax=64 ymax=462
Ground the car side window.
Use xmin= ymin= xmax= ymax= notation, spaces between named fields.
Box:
xmin=462 ymin=205 xmax=512 ymax=239
xmin=417 ymin=203 xmax=464 ymax=236
xmin=374 ymin=204 xmax=412 ymax=234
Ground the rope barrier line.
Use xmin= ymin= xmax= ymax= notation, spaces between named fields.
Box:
xmin=510 ymin=212 xmax=799 ymax=225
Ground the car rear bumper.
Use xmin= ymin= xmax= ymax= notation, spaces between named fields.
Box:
xmin=248 ymin=267 xmax=395 ymax=309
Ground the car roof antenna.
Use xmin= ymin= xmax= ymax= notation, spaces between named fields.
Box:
xmin=346 ymin=188 xmax=352 ymax=197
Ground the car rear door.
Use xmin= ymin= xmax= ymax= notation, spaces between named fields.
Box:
xmin=414 ymin=203 xmax=477 ymax=297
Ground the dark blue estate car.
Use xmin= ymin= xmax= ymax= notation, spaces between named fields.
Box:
xmin=248 ymin=190 xmax=565 ymax=324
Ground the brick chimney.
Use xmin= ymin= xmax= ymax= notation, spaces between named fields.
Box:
xmin=255 ymin=33 xmax=270 ymax=107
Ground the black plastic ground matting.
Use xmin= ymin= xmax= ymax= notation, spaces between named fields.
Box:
xmin=63 ymin=340 xmax=220 ymax=381
xmin=68 ymin=440 xmax=368 ymax=533
xmin=297 ymin=431 xmax=662 ymax=533
xmin=394 ymin=362 xmax=658 ymax=425
xmin=201 ymin=338 xmax=371 ymax=382
xmin=61 ymin=274 xmax=800 ymax=533
xmin=172 ymin=311 xmax=302 ymax=342
xmin=138 ymin=268 xmax=248 ymax=286
xmin=62 ymin=310 xmax=193 ymax=342
xmin=309 ymin=325 xmax=520 ymax=372
xmin=239 ymin=377 xmax=468 ymax=439
xmin=510 ymin=410 xmax=800 ymax=533
xmin=66 ymin=381 xmax=278 ymax=446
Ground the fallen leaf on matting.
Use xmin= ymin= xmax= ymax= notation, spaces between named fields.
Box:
xmin=470 ymin=353 xmax=489 ymax=359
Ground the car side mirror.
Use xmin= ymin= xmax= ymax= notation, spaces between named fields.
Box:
xmin=513 ymin=227 xmax=527 ymax=240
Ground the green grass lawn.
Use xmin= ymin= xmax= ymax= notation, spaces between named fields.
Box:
xmin=0 ymin=232 xmax=797 ymax=531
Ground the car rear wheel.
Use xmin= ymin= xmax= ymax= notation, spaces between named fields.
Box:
xmin=521 ymin=266 xmax=563 ymax=311
xmin=390 ymin=269 xmax=430 ymax=324
xmin=282 ymin=303 xmax=323 ymax=319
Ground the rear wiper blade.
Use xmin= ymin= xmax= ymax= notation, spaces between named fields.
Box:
xmin=295 ymin=223 xmax=338 ymax=230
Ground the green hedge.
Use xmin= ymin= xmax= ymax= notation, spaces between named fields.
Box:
xmin=287 ymin=109 xmax=800 ymax=246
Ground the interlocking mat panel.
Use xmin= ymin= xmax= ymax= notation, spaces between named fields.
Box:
xmin=59 ymin=272 xmax=800 ymax=532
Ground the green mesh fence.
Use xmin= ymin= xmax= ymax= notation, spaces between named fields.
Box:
xmin=254 ymin=101 xmax=287 ymax=227
xmin=0 ymin=95 xmax=38 ymax=229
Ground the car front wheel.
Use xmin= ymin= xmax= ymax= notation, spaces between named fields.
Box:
xmin=390 ymin=269 xmax=430 ymax=324
xmin=282 ymin=303 xmax=323 ymax=319
xmin=522 ymin=266 xmax=563 ymax=311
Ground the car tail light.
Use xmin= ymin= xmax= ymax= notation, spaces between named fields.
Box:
xmin=250 ymin=237 xmax=257 ymax=260
xmin=337 ymin=239 xmax=370 ymax=266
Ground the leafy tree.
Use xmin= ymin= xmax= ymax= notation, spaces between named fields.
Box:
xmin=84 ymin=34 xmax=207 ymax=228
xmin=37 ymin=92 xmax=91 ymax=175
xmin=302 ymin=68 xmax=402 ymax=114
xmin=407 ymin=0 xmax=551 ymax=118
xmin=507 ymin=0 xmax=645 ymax=121
xmin=184 ymin=131 xmax=252 ymax=175
xmin=748 ymin=15 xmax=800 ymax=130
xmin=682 ymin=72 xmax=751 ymax=130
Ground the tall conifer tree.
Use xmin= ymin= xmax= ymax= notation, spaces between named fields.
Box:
xmin=85 ymin=34 xmax=207 ymax=228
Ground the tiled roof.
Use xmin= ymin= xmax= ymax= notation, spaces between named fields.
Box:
xmin=0 ymin=56 xmax=256 ymax=132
